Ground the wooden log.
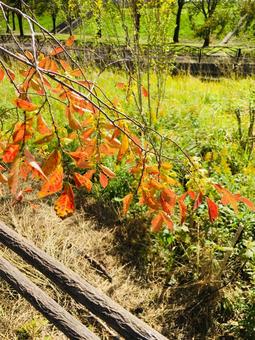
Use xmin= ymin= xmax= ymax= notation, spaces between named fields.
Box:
xmin=0 ymin=256 xmax=99 ymax=340
xmin=0 ymin=221 xmax=168 ymax=340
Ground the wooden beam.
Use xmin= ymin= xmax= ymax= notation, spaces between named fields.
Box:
xmin=0 ymin=221 xmax=167 ymax=340
xmin=0 ymin=256 xmax=99 ymax=340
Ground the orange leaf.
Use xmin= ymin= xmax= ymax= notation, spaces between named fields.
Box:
xmin=151 ymin=213 xmax=163 ymax=232
xmin=0 ymin=68 xmax=5 ymax=81
xmin=117 ymin=134 xmax=129 ymax=161
xmin=178 ymin=198 xmax=187 ymax=224
xmin=235 ymin=194 xmax=255 ymax=211
xmin=214 ymin=184 xmax=238 ymax=212
xmin=15 ymin=98 xmax=37 ymax=112
xmin=59 ymin=59 xmax=71 ymax=72
xmin=99 ymin=172 xmax=108 ymax=189
xmin=161 ymin=212 xmax=174 ymax=231
xmin=12 ymin=122 xmax=32 ymax=143
xmin=66 ymin=106 xmax=82 ymax=130
xmin=8 ymin=158 xmax=20 ymax=196
xmin=123 ymin=193 xmax=133 ymax=215
xmin=73 ymin=172 xmax=93 ymax=192
xmin=100 ymin=165 xmax=116 ymax=179
xmin=42 ymin=150 xmax=61 ymax=176
xmin=51 ymin=46 xmax=64 ymax=56
xmin=82 ymin=127 xmax=95 ymax=140
xmin=66 ymin=35 xmax=75 ymax=47
xmin=38 ymin=165 xmax=63 ymax=198
xmin=24 ymin=148 xmax=47 ymax=180
xmin=54 ymin=183 xmax=75 ymax=218
xmin=160 ymin=188 xmax=176 ymax=215
xmin=37 ymin=114 xmax=52 ymax=135
xmin=206 ymin=197 xmax=219 ymax=222
xmin=116 ymin=82 xmax=126 ymax=90
xmin=2 ymin=144 xmax=19 ymax=163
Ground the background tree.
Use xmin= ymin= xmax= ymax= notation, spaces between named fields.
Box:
xmin=34 ymin=1 xmax=60 ymax=34
xmin=190 ymin=0 xmax=233 ymax=47
xmin=173 ymin=0 xmax=186 ymax=43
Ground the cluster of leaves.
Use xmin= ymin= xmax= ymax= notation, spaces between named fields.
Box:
xmin=0 ymin=23 xmax=254 ymax=231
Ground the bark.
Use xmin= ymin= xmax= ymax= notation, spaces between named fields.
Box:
xmin=220 ymin=14 xmax=248 ymax=45
xmin=52 ymin=13 xmax=57 ymax=34
xmin=12 ymin=12 xmax=15 ymax=31
xmin=16 ymin=0 xmax=24 ymax=37
xmin=0 ymin=221 xmax=168 ymax=340
xmin=173 ymin=0 xmax=185 ymax=43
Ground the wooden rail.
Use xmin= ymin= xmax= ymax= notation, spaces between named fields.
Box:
xmin=0 ymin=256 xmax=99 ymax=340
xmin=0 ymin=221 xmax=168 ymax=340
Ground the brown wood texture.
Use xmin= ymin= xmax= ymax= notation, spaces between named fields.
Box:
xmin=0 ymin=256 xmax=99 ymax=340
xmin=0 ymin=221 xmax=168 ymax=340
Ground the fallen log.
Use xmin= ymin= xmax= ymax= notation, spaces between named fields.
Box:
xmin=0 ymin=256 xmax=99 ymax=340
xmin=0 ymin=221 xmax=168 ymax=340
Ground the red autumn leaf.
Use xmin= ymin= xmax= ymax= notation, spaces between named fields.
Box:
xmin=160 ymin=188 xmax=176 ymax=215
xmin=15 ymin=98 xmax=37 ymax=112
xmin=73 ymin=172 xmax=93 ymax=192
xmin=214 ymin=184 xmax=238 ymax=212
xmin=206 ymin=197 xmax=219 ymax=222
xmin=54 ymin=183 xmax=75 ymax=218
xmin=123 ymin=193 xmax=133 ymax=215
xmin=2 ymin=144 xmax=19 ymax=163
xmin=24 ymin=148 xmax=47 ymax=180
xmin=188 ymin=190 xmax=196 ymax=200
xmin=42 ymin=150 xmax=62 ymax=176
xmin=100 ymin=165 xmax=116 ymax=179
xmin=116 ymin=82 xmax=126 ymax=90
xmin=0 ymin=68 xmax=5 ymax=81
xmin=99 ymin=172 xmax=108 ymax=189
xmin=151 ymin=212 xmax=164 ymax=232
xmin=38 ymin=165 xmax=63 ymax=198
xmin=234 ymin=194 xmax=255 ymax=211
xmin=178 ymin=198 xmax=187 ymax=224
xmin=194 ymin=192 xmax=203 ymax=210
xmin=66 ymin=35 xmax=75 ymax=47
xmin=142 ymin=86 xmax=148 ymax=97
xmin=37 ymin=114 xmax=52 ymax=135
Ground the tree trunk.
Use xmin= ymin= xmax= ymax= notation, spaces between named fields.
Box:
xmin=220 ymin=14 xmax=248 ymax=45
xmin=16 ymin=0 xmax=24 ymax=37
xmin=12 ymin=12 xmax=16 ymax=31
xmin=173 ymin=1 xmax=184 ymax=43
xmin=52 ymin=13 xmax=56 ymax=34
xmin=203 ymin=29 xmax=210 ymax=47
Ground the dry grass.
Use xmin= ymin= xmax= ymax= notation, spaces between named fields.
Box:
xmin=0 ymin=199 xmax=173 ymax=339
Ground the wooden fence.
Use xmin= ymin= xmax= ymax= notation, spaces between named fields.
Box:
xmin=0 ymin=221 xmax=168 ymax=340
